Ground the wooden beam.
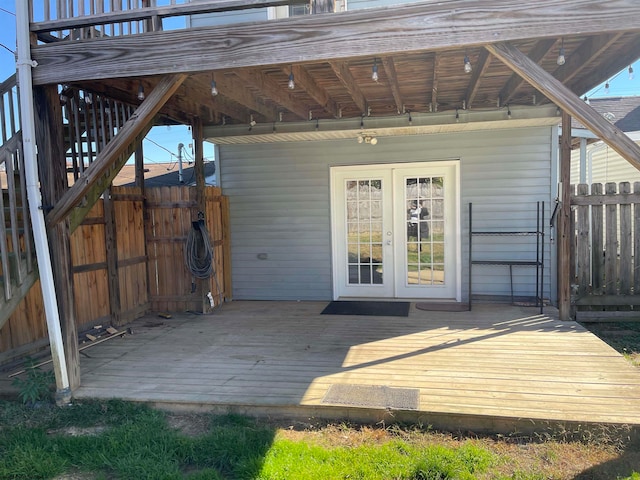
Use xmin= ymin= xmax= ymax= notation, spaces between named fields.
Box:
xmin=289 ymin=65 xmax=340 ymax=118
xmin=33 ymin=85 xmax=80 ymax=389
xmin=486 ymin=42 xmax=640 ymax=171
xmin=329 ymin=61 xmax=367 ymax=115
xmin=209 ymin=72 xmax=279 ymax=122
xmin=381 ymin=57 xmax=403 ymax=115
xmin=47 ymin=73 xmax=187 ymax=228
xmin=465 ymin=49 xmax=491 ymax=109
xmin=103 ymin=188 xmax=122 ymax=326
xmin=234 ymin=69 xmax=308 ymax=120
xmin=31 ymin=0 xmax=640 ymax=85
xmin=498 ymin=38 xmax=556 ymax=105
xmin=558 ymin=112 xmax=572 ymax=321
xmin=69 ymin=124 xmax=152 ymax=232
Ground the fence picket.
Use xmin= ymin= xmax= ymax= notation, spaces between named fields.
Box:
xmin=575 ymin=184 xmax=590 ymax=298
xmin=619 ymin=182 xmax=632 ymax=297
xmin=604 ymin=183 xmax=618 ymax=296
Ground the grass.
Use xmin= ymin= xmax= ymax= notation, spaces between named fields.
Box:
xmin=581 ymin=321 xmax=640 ymax=367
xmin=0 ymin=399 xmax=639 ymax=479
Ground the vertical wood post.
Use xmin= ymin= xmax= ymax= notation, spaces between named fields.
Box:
xmin=558 ymin=111 xmax=572 ymax=320
xmin=103 ymin=188 xmax=122 ymax=326
xmin=34 ymin=85 xmax=81 ymax=389
xmin=134 ymin=143 xmax=145 ymax=190
xmin=191 ymin=118 xmax=210 ymax=312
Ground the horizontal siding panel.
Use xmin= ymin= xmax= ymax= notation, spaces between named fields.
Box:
xmin=220 ymin=127 xmax=553 ymax=301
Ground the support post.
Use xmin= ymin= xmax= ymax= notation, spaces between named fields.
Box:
xmin=103 ymin=188 xmax=122 ymax=326
xmin=134 ymin=143 xmax=145 ymax=189
xmin=192 ymin=118 xmax=210 ymax=312
xmin=16 ymin=1 xmax=72 ymax=402
xmin=558 ymin=111 xmax=572 ymax=320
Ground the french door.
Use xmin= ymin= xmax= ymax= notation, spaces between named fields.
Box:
xmin=331 ymin=162 xmax=459 ymax=300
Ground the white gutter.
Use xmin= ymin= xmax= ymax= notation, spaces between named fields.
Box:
xmin=16 ymin=1 xmax=71 ymax=404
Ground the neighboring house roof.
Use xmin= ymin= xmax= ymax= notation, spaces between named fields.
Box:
xmin=572 ymin=96 xmax=640 ymax=132
xmin=113 ymin=162 xmax=217 ymax=187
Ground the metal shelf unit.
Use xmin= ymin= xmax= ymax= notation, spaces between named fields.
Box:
xmin=468 ymin=202 xmax=544 ymax=313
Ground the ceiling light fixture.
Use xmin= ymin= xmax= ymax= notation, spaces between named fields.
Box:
xmin=137 ymin=82 xmax=145 ymax=101
xmin=557 ymin=38 xmax=565 ymax=66
xmin=288 ymin=66 xmax=295 ymax=90
xmin=463 ymin=55 xmax=472 ymax=73
xmin=372 ymin=58 xmax=379 ymax=82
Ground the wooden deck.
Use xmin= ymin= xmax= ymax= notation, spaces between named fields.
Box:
xmin=74 ymin=301 xmax=640 ymax=435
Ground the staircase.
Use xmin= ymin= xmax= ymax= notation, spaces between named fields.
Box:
xmin=0 ymin=74 xmax=141 ymax=330
xmin=0 ymin=74 xmax=38 ymax=330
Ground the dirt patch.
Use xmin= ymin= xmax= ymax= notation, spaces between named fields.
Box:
xmin=165 ymin=412 xmax=212 ymax=437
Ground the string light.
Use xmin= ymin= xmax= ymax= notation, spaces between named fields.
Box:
xmin=137 ymin=82 xmax=145 ymax=101
xmin=463 ymin=55 xmax=472 ymax=73
xmin=507 ymin=105 xmax=512 ymax=119
xmin=210 ymin=74 xmax=218 ymax=96
xmin=372 ymin=58 xmax=379 ymax=82
xmin=604 ymin=81 xmax=610 ymax=94
xmin=557 ymin=38 xmax=565 ymax=66
xmin=629 ymin=66 xmax=635 ymax=81
xmin=288 ymin=66 xmax=295 ymax=90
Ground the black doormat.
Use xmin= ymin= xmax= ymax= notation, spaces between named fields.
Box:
xmin=321 ymin=301 xmax=411 ymax=317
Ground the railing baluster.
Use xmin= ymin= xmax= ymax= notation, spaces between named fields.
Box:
xmin=0 ymin=154 xmax=12 ymax=301
xmin=17 ymin=146 xmax=33 ymax=274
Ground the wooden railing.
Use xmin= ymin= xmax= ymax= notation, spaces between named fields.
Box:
xmin=0 ymin=75 xmax=38 ymax=330
xmin=570 ymin=181 xmax=640 ymax=316
xmin=30 ymin=0 xmax=308 ymax=41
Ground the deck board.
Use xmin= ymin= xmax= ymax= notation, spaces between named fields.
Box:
xmin=74 ymin=302 xmax=640 ymax=434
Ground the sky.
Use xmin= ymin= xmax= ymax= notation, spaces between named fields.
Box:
xmin=0 ymin=2 xmax=638 ymax=162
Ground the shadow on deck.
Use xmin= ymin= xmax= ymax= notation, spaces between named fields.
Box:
xmin=74 ymin=301 xmax=640 ymax=437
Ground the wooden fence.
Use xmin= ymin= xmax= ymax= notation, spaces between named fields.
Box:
xmin=0 ymin=185 xmax=229 ymax=364
xmin=570 ymin=181 xmax=640 ymax=319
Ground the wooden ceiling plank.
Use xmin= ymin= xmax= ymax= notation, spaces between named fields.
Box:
xmin=195 ymin=73 xmax=277 ymax=122
xmin=465 ymin=49 xmax=491 ymax=109
xmin=498 ymin=38 xmax=557 ymax=105
xmin=47 ymin=73 xmax=188 ymax=226
xmin=290 ymin=65 xmax=340 ymax=118
xmin=234 ymin=69 xmax=308 ymax=120
xmin=486 ymin=42 xmax=640 ymax=171
xmin=31 ymin=0 xmax=640 ymax=84
xmin=381 ymin=56 xmax=403 ymax=114
xmin=329 ymin=61 xmax=367 ymax=115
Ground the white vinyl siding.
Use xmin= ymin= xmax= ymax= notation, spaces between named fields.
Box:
xmin=571 ymin=135 xmax=640 ymax=186
xmin=219 ymin=127 xmax=554 ymax=301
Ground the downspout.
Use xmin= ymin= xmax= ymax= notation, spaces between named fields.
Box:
xmin=15 ymin=1 xmax=71 ymax=404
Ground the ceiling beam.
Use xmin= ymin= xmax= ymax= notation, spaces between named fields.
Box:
xmin=46 ymin=73 xmax=188 ymax=226
xmin=381 ymin=56 xmax=403 ymax=114
xmin=465 ymin=49 xmax=491 ymax=109
xmin=288 ymin=65 xmax=340 ymax=118
xmin=329 ymin=61 xmax=367 ymax=115
xmin=31 ymin=0 xmax=640 ymax=85
xmin=554 ymin=33 xmax=623 ymax=85
xmin=498 ymin=38 xmax=557 ymax=105
xmin=486 ymin=42 xmax=640 ymax=171
xmin=234 ymin=69 xmax=308 ymax=120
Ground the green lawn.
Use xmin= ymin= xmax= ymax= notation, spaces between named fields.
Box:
xmin=0 ymin=399 xmax=638 ymax=479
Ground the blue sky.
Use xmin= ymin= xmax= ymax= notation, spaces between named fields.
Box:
xmin=0 ymin=2 xmax=638 ymax=162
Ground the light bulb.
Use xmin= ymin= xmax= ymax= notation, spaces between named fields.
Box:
xmin=604 ymin=82 xmax=610 ymax=94
xmin=210 ymin=80 xmax=218 ymax=96
xmin=463 ymin=55 xmax=472 ymax=73
xmin=288 ymin=71 xmax=295 ymax=90
xmin=372 ymin=62 xmax=379 ymax=82
xmin=556 ymin=47 xmax=565 ymax=66
xmin=137 ymin=83 xmax=145 ymax=101
xmin=629 ymin=66 xmax=635 ymax=80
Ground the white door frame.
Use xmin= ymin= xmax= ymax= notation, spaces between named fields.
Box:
xmin=330 ymin=161 xmax=461 ymax=301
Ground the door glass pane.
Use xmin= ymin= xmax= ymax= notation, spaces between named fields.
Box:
xmin=405 ymin=175 xmax=445 ymax=285
xmin=346 ymin=178 xmax=383 ymax=285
